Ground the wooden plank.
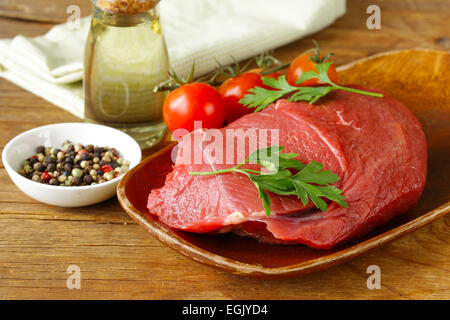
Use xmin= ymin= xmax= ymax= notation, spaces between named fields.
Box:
xmin=0 ymin=213 xmax=448 ymax=299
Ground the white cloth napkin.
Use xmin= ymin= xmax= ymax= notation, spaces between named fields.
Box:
xmin=0 ymin=0 xmax=346 ymax=119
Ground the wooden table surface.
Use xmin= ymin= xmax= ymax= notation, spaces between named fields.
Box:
xmin=0 ymin=0 xmax=449 ymax=300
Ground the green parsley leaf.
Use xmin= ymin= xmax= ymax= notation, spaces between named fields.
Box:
xmin=239 ymin=62 xmax=383 ymax=112
xmin=190 ymin=146 xmax=348 ymax=217
xmin=239 ymin=77 xmax=298 ymax=112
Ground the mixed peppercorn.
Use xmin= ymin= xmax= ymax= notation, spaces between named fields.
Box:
xmin=18 ymin=141 xmax=130 ymax=186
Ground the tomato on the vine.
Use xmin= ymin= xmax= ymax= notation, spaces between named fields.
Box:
xmin=163 ymin=83 xmax=225 ymax=135
xmin=219 ymin=72 xmax=272 ymax=123
xmin=286 ymin=48 xmax=338 ymax=87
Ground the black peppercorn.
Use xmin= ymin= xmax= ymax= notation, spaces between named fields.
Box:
xmin=36 ymin=145 xmax=45 ymax=154
xmin=86 ymin=144 xmax=94 ymax=153
xmin=43 ymin=156 xmax=54 ymax=166
xmin=72 ymin=177 xmax=81 ymax=186
xmin=94 ymin=147 xmax=104 ymax=154
xmin=34 ymin=162 xmax=45 ymax=172
xmin=110 ymin=162 xmax=119 ymax=169
xmin=64 ymin=163 xmax=72 ymax=172
xmin=47 ymin=163 xmax=56 ymax=172
xmin=80 ymin=152 xmax=91 ymax=161
xmin=83 ymin=175 xmax=92 ymax=184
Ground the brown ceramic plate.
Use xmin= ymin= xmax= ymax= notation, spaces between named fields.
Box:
xmin=117 ymin=49 xmax=450 ymax=279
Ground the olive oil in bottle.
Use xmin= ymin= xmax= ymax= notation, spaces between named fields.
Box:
xmin=84 ymin=0 xmax=169 ymax=148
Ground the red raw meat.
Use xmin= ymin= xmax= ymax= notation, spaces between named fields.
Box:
xmin=147 ymin=87 xmax=427 ymax=249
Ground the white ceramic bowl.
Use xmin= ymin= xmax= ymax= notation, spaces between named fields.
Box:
xmin=2 ymin=122 xmax=142 ymax=207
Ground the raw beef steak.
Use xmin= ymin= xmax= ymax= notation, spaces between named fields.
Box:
xmin=147 ymin=87 xmax=427 ymax=249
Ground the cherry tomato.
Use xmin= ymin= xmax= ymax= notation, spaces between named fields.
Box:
xmin=218 ymin=72 xmax=266 ymax=123
xmin=163 ymin=83 xmax=225 ymax=135
xmin=286 ymin=53 xmax=338 ymax=87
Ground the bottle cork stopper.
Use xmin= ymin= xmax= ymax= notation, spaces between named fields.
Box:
xmin=96 ymin=0 xmax=159 ymax=14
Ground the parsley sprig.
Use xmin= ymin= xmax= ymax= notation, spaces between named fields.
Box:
xmin=189 ymin=146 xmax=348 ymax=217
xmin=239 ymin=62 xmax=383 ymax=112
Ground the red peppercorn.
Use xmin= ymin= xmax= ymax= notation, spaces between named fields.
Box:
xmin=101 ymin=164 xmax=112 ymax=173
xmin=41 ymin=170 xmax=51 ymax=181
xmin=77 ymin=149 xmax=88 ymax=156
xmin=31 ymin=155 xmax=37 ymax=159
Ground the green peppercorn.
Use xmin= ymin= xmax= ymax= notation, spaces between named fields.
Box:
xmin=104 ymin=172 xmax=114 ymax=181
xmin=74 ymin=143 xmax=82 ymax=152
xmin=104 ymin=151 xmax=113 ymax=158
xmin=57 ymin=151 xmax=65 ymax=161
xmin=23 ymin=164 xmax=33 ymax=174
xmin=102 ymin=155 xmax=111 ymax=163
xmin=80 ymin=160 xmax=89 ymax=168
xmin=71 ymin=168 xmax=83 ymax=178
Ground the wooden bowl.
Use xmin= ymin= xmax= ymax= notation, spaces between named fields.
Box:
xmin=117 ymin=49 xmax=450 ymax=279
